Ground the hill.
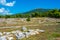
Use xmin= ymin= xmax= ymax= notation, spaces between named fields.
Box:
xmin=0 ymin=8 xmax=60 ymax=18
xmin=23 ymin=8 xmax=50 ymax=14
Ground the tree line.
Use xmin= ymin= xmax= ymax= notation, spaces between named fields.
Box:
xmin=0 ymin=9 xmax=60 ymax=18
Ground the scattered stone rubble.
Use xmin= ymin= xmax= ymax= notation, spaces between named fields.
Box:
xmin=0 ymin=27 xmax=45 ymax=40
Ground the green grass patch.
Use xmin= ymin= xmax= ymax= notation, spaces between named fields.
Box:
xmin=52 ymin=32 xmax=60 ymax=37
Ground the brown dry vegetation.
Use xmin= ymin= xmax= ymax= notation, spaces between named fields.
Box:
xmin=0 ymin=17 xmax=60 ymax=40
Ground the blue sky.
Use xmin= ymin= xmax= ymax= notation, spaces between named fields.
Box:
xmin=0 ymin=0 xmax=60 ymax=15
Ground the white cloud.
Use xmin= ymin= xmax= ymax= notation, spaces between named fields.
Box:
xmin=5 ymin=1 xmax=16 ymax=6
xmin=0 ymin=0 xmax=6 ymax=5
xmin=0 ymin=8 xmax=12 ymax=15
xmin=0 ymin=8 xmax=4 ymax=13
xmin=0 ymin=0 xmax=16 ymax=7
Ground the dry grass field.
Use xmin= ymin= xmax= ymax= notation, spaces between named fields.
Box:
xmin=0 ymin=17 xmax=60 ymax=40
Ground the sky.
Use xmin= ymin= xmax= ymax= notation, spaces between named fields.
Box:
xmin=0 ymin=0 xmax=60 ymax=15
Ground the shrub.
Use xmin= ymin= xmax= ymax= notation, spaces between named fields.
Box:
xmin=26 ymin=17 xmax=30 ymax=21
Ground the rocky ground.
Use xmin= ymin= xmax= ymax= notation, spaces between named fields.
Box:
xmin=0 ymin=27 xmax=45 ymax=40
xmin=0 ymin=17 xmax=60 ymax=40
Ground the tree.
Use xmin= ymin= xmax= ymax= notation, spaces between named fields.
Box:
xmin=47 ymin=9 xmax=60 ymax=18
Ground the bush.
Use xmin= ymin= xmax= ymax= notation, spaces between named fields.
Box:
xmin=26 ymin=17 xmax=30 ymax=21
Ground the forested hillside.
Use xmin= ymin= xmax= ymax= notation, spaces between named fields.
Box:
xmin=0 ymin=8 xmax=60 ymax=18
